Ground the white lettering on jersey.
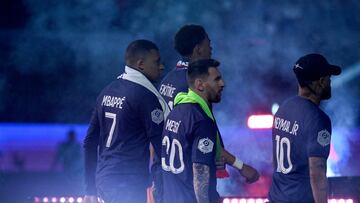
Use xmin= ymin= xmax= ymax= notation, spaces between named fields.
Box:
xmin=101 ymin=95 xmax=126 ymax=109
xmin=159 ymin=84 xmax=176 ymax=98
xmin=317 ymin=129 xmax=331 ymax=147
xmin=176 ymin=60 xmax=189 ymax=67
xmin=197 ymin=138 xmax=214 ymax=154
xmin=151 ymin=109 xmax=164 ymax=124
xmin=274 ymin=117 xmax=290 ymax=132
xmin=274 ymin=117 xmax=299 ymax=135
xmin=165 ymin=119 xmax=181 ymax=134
xmin=289 ymin=121 xmax=299 ymax=135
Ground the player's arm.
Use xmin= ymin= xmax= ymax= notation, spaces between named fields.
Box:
xmin=142 ymin=94 xmax=164 ymax=158
xmin=221 ymin=148 xmax=260 ymax=183
xmin=307 ymin=113 xmax=331 ymax=203
xmin=193 ymin=163 xmax=211 ymax=203
xmin=83 ymin=105 xmax=100 ymax=200
xmin=309 ymin=157 xmax=328 ymax=203
xmin=192 ymin=120 xmax=217 ymax=203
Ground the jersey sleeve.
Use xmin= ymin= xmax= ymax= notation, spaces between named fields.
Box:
xmin=191 ymin=119 xmax=217 ymax=165
xmin=140 ymin=93 xmax=164 ymax=159
xmin=83 ymin=104 xmax=100 ymax=195
xmin=307 ymin=113 xmax=332 ymax=158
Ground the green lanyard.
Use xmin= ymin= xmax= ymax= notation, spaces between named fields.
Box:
xmin=174 ymin=89 xmax=222 ymax=160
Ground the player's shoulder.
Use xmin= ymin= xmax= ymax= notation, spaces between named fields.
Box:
xmin=100 ymin=79 xmax=139 ymax=93
xmin=172 ymin=103 xmax=211 ymax=123
xmin=99 ymin=79 xmax=158 ymax=104
xmin=289 ymin=96 xmax=331 ymax=125
xmin=122 ymin=79 xmax=158 ymax=98
xmin=300 ymin=99 xmax=330 ymax=122
xmin=283 ymin=96 xmax=324 ymax=115
xmin=161 ymin=67 xmax=187 ymax=84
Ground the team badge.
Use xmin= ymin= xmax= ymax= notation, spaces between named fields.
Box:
xmin=151 ymin=109 xmax=164 ymax=124
xmin=317 ymin=129 xmax=331 ymax=147
xmin=197 ymin=138 xmax=214 ymax=154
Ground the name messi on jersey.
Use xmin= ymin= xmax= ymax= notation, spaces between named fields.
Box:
xmin=165 ymin=119 xmax=181 ymax=134
xmin=159 ymin=84 xmax=176 ymax=98
xmin=274 ymin=116 xmax=299 ymax=135
xmin=101 ymin=95 xmax=126 ymax=109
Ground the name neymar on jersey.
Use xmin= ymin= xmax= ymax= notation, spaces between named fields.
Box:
xmin=101 ymin=95 xmax=126 ymax=109
xmin=274 ymin=116 xmax=299 ymax=136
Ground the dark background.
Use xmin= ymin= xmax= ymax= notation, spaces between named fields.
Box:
xmin=1 ymin=0 xmax=360 ymax=202
xmin=1 ymin=0 xmax=359 ymax=125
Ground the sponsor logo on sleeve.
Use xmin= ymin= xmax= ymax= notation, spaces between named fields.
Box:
xmin=197 ymin=138 xmax=214 ymax=154
xmin=317 ymin=129 xmax=331 ymax=147
xmin=151 ymin=109 xmax=164 ymax=124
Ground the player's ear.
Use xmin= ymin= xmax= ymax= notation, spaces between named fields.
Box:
xmin=194 ymin=78 xmax=205 ymax=91
xmin=136 ymin=58 xmax=145 ymax=70
xmin=318 ymin=76 xmax=328 ymax=88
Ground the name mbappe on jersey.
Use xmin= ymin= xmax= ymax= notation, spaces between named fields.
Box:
xmin=101 ymin=95 xmax=126 ymax=109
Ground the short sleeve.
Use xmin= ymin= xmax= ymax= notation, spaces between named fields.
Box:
xmin=307 ymin=113 xmax=332 ymax=158
xmin=192 ymin=119 xmax=217 ymax=165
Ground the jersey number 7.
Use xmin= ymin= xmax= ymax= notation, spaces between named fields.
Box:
xmin=105 ymin=112 xmax=116 ymax=147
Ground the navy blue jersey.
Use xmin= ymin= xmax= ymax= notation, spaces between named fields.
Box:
xmin=159 ymin=60 xmax=188 ymax=110
xmin=84 ymin=78 xmax=164 ymax=195
xmin=158 ymin=59 xmax=225 ymax=146
xmin=269 ymin=96 xmax=332 ymax=203
xmin=162 ymin=103 xmax=219 ymax=203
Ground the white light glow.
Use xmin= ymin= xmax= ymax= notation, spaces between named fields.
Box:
xmin=247 ymin=114 xmax=274 ymax=129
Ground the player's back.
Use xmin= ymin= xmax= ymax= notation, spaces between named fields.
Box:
xmin=269 ymin=96 xmax=331 ymax=203
xmin=159 ymin=61 xmax=188 ymax=109
xmin=94 ymin=79 xmax=161 ymax=179
xmin=161 ymin=103 xmax=218 ymax=203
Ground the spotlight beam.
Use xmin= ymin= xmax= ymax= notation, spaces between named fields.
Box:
xmin=332 ymin=62 xmax=360 ymax=88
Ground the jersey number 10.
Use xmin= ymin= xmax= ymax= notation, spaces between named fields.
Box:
xmin=275 ymin=135 xmax=293 ymax=174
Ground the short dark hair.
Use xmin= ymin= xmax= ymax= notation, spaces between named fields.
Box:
xmin=174 ymin=24 xmax=207 ymax=57
xmin=187 ymin=59 xmax=220 ymax=86
xmin=125 ymin=39 xmax=159 ymax=65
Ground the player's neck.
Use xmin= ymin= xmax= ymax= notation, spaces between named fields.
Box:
xmin=189 ymin=56 xmax=199 ymax=63
xmin=298 ymin=88 xmax=320 ymax=106
xmin=189 ymin=55 xmax=207 ymax=63
xmin=192 ymin=89 xmax=211 ymax=106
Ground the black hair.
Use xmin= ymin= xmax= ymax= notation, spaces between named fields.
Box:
xmin=174 ymin=24 xmax=207 ymax=57
xmin=125 ymin=39 xmax=159 ymax=65
xmin=187 ymin=59 xmax=220 ymax=86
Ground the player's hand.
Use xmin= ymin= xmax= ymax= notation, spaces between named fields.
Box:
xmin=83 ymin=195 xmax=99 ymax=203
xmin=239 ymin=164 xmax=260 ymax=183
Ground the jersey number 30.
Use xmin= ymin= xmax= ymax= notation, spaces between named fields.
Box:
xmin=275 ymin=135 xmax=293 ymax=174
xmin=161 ymin=135 xmax=184 ymax=174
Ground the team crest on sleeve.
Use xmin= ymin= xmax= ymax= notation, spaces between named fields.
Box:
xmin=317 ymin=129 xmax=331 ymax=147
xmin=197 ymin=138 xmax=214 ymax=154
xmin=151 ymin=109 xmax=164 ymax=124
